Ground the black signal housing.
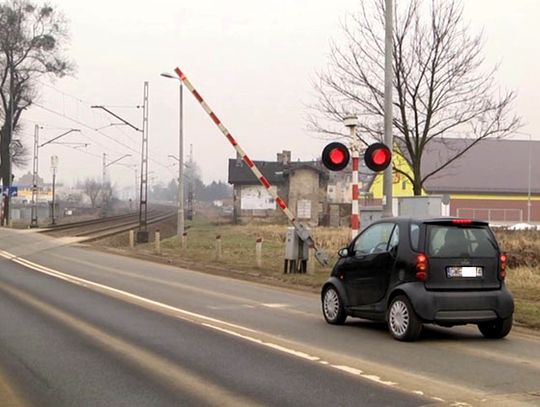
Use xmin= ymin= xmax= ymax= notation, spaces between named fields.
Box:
xmin=364 ymin=142 xmax=392 ymax=172
xmin=322 ymin=142 xmax=350 ymax=171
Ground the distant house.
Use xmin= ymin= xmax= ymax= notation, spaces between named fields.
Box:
xmin=228 ymin=151 xmax=328 ymax=225
xmin=13 ymin=172 xmax=51 ymax=203
xmin=369 ymin=138 xmax=540 ymax=223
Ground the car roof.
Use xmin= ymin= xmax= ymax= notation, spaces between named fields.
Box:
xmin=372 ymin=216 xmax=490 ymax=226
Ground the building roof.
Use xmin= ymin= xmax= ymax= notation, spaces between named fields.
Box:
xmin=228 ymin=159 xmax=328 ymax=185
xmin=420 ymin=138 xmax=540 ymax=194
xmin=228 ymin=159 xmax=285 ymax=185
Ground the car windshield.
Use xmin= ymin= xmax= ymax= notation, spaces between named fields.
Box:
xmin=426 ymin=225 xmax=498 ymax=258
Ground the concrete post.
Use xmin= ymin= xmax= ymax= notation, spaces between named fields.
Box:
xmin=215 ymin=235 xmax=222 ymax=260
xmin=129 ymin=230 xmax=135 ymax=248
xmin=181 ymin=231 xmax=187 ymax=249
xmin=155 ymin=229 xmax=161 ymax=255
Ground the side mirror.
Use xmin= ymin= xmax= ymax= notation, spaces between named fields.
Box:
xmin=338 ymin=248 xmax=349 ymax=258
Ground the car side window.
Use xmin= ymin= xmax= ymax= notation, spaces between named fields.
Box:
xmin=388 ymin=224 xmax=399 ymax=252
xmin=353 ymin=223 xmax=395 ymax=255
xmin=410 ymin=223 xmax=420 ymax=251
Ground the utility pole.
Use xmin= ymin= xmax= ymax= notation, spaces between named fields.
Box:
xmin=139 ymin=82 xmax=150 ymax=243
xmin=382 ymin=0 xmax=394 ymax=217
xmin=102 ymin=153 xmax=107 ymax=217
xmin=134 ymin=167 xmax=138 ymax=209
xmin=30 ymin=125 xmax=40 ymax=227
xmin=91 ymin=82 xmax=148 ymax=242
xmin=528 ymin=134 xmax=532 ymax=223
xmin=187 ymin=144 xmax=193 ymax=221
xmin=50 ymin=155 xmax=58 ymax=225
xmin=161 ymin=72 xmax=185 ymax=240
xmin=5 ymin=67 xmax=14 ymax=227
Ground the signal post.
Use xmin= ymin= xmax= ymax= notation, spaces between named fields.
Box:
xmin=344 ymin=116 xmax=360 ymax=239
xmin=321 ymin=118 xmax=392 ymax=239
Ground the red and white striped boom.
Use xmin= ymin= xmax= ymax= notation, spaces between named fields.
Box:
xmin=174 ymin=67 xmax=328 ymax=265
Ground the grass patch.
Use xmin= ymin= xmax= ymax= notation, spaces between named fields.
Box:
xmin=506 ymin=266 xmax=540 ymax=329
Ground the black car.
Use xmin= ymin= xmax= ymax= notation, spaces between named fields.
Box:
xmin=321 ymin=217 xmax=514 ymax=341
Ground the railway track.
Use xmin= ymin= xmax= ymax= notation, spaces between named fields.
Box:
xmin=40 ymin=210 xmax=176 ymax=242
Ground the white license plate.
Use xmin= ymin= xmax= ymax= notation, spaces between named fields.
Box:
xmin=446 ymin=266 xmax=483 ymax=278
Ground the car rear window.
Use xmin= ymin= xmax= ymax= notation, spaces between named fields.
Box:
xmin=426 ymin=225 xmax=498 ymax=258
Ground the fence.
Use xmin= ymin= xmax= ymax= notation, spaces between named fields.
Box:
xmin=456 ymin=208 xmax=523 ymax=223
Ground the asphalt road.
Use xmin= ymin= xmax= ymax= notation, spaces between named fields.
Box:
xmin=0 ymin=228 xmax=539 ymax=406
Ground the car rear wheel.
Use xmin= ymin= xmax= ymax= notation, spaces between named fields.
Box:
xmin=388 ymin=296 xmax=422 ymax=341
xmin=478 ymin=316 xmax=513 ymax=339
xmin=322 ymin=286 xmax=347 ymax=325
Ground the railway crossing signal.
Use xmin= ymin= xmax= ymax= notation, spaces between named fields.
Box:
xmin=321 ymin=142 xmax=392 ymax=172
xmin=321 ymin=142 xmax=350 ymax=171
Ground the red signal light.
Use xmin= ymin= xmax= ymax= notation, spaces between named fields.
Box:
xmin=372 ymin=148 xmax=391 ymax=166
xmin=364 ymin=142 xmax=391 ymax=172
xmin=329 ymin=148 xmax=347 ymax=165
xmin=322 ymin=142 xmax=350 ymax=171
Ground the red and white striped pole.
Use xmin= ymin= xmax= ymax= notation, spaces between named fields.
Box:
xmin=344 ymin=116 xmax=360 ymax=240
xmin=351 ymin=144 xmax=360 ymax=240
xmin=174 ymin=67 xmax=328 ymax=265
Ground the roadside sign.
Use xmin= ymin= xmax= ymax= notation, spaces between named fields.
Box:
xmin=1 ymin=186 xmax=18 ymax=197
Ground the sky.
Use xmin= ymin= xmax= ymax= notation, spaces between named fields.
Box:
xmin=21 ymin=0 xmax=540 ymax=197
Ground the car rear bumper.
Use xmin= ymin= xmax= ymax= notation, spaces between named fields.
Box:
xmin=399 ymin=283 xmax=514 ymax=323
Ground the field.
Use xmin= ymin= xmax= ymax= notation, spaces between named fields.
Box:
xmin=102 ymin=216 xmax=540 ymax=331
xmin=494 ymin=230 xmax=540 ymax=329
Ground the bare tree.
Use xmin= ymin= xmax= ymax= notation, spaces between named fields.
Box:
xmin=0 ymin=0 xmax=73 ymax=188
xmin=10 ymin=137 xmax=29 ymax=168
xmin=81 ymin=178 xmax=101 ymax=209
xmin=100 ymin=181 xmax=114 ymax=210
xmin=309 ymin=0 xmax=521 ymax=195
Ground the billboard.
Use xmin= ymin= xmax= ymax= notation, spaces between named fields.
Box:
xmin=240 ymin=185 xmax=276 ymax=210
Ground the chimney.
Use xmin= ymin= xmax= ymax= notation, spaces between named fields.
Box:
xmin=281 ymin=150 xmax=291 ymax=166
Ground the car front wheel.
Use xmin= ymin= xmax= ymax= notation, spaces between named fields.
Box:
xmin=478 ymin=317 xmax=513 ymax=339
xmin=387 ymin=296 xmax=422 ymax=341
xmin=322 ymin=286 xmax=347 ymax=325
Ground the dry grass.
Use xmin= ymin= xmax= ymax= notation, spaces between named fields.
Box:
xmin=505 ymin=266 xmax=540 ymax=329
xmin=495 ymin=230 xmax=540 ymax=268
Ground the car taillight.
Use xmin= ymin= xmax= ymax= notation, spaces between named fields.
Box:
xmin=499 ymin=253 xmax=507 ymax=281
xmin=416 ymin=253 xmax=428 ymax=282
xmin=452 ymin=219 xmax=473 ymax=225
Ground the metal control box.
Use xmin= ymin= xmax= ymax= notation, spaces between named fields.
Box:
xmin=398 ymin=196 xmax=445 ymax=218
xmin=285 ymin=227 xmax=309 ymax=260
xmin=284 ymin=227 xmax=309 ymax=274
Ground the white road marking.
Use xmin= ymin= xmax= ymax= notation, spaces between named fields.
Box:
xmin=0 ymin=250 xmax=257 ymax=334
xmin=0 ymin=248 xmax=471 ymax=405
xmin=201 ymin=323 xmax=320 ymax=362
xmin=331 ymin=365 xmax=363 ymax=375
xmin=261 ymin=303 xmax=289 ymax=308
xmin=207 ymin=304 xmax=257 ymax=310
xmin=361 ymin=375 xmax=397 ymax=387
